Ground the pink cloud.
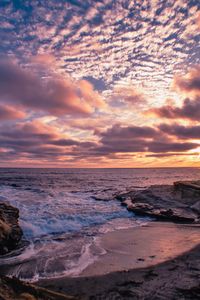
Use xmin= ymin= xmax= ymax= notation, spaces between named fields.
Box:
xmin=146 ymin=98 xmax=200 ymax=121
xmin=0 ymin=60 xmax=105 ymax=117
xmin=0 ymin=104 xmax=25 ymax=121
xmin=173 ymin=66 xmax=200 ymax=97
xmin=146 ymin=66 xmax=200 ymax=121
xmin=112 ymin=85 xmax=146 ymax=106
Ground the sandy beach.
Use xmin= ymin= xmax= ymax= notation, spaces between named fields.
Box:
xmin=81 ymin=222 xmax=200 ymax=276
xmin=38 ymin=222 xmax=200 ymax=299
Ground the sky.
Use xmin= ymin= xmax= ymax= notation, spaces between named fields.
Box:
xmin=0 ymin=0 xmax=200 ymax=168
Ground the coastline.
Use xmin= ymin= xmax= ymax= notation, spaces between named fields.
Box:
xmin=81 ymin=222 xmax=200 ymax=276
xmin=38 ymin=222 xmax=200 ymax=299
xmin=38 ymin=244 xmax=200 ymax=299
xmin=1 ymin=178 xmax=200 ymax=299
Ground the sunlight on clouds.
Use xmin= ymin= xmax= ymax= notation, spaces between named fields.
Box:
xmin=0 ymin=0 xmax=199 ymax=166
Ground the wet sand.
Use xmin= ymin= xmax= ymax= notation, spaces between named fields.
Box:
xmin=81 ymin=222 xmax=200 ymax=276
xmin=38 ymin=222 xmax=200 ymax=299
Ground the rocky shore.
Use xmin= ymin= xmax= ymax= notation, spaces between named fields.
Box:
xmin=0 ymin=276 xmax=77 ymax=300
xmin=0 ymin=202 xmax=77 ymax=299
xmin=0 ymin=180 xmax=200 ymax=299
xmin=0 ymin=202 xmax=23 ymax=255
xmin=116 ymin=181 xmax=200 ymax=223
xmin=38 ymin=180 xmax=200 ymax=299
xmin=39 ymin=242 xmax=200 ymax=299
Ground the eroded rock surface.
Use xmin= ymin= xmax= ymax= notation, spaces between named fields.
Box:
xmin=174 ymin=180 xmax=200 ymax=199
xmin=0 ymin=276 xmax=77 ymax=300
xmin=116 ymin=181 xmax=200 ymax=223
xmin=0 ymin=202 xmax=23 ymax=255
xmin=0 ymin=203 xmax=78 ymax=300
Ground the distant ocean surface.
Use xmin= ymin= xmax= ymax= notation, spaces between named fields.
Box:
xmin=0 ymin=168 xmax=199 ymax=281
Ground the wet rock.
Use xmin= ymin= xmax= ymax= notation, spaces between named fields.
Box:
xmin=191 ymin=201 xmax=200 ymax=214
xmin=0 ymin=276 xmax=76 ymax=300
xmin=91 ymin=195 xmax=112 ymax=201
xmin=177 ymin=284 xmax=200 ymax=299
xmin=91 ymin=191 xmax=114 ymax=201
xmin=127 ymin=203 xmax=196 ymax=222
xmin=116 ymin=181 xmax=200 ymax=223
xmin=174 ymin=180 xmax=200 ymax=201
xmin=0 ymin=202 xmax=23 ymax=255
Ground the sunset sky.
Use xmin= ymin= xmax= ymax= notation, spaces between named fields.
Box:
xmin=0 ymin=0 xmax=200 ymax=167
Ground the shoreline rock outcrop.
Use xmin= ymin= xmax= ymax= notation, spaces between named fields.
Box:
xmin=0 ymin=202 xmax=77 ymax=299
xmin=116 ymin=181 xmax=200 ymax=223
xmin=0 ymin=202 xmax=23 ymax=255
xmin=0 ymin=276 xmax=77 ymax=300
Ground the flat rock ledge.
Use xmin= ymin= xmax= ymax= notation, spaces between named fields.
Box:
xmin=116 ymin=181 xmax=200 ymax=223
xmin=0 ymin=202 xmax=23 ymax=255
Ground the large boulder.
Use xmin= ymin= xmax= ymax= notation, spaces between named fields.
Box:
xmin=0 ymin=202 xmax=23 ymax=255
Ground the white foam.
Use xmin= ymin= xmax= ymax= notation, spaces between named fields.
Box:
xmin=98 ymin=217 xmax=148 ymax=234
xmin=0 ymin=172 xmax=152 ymax=281
xmin=11 ymin=238 xmax=107 ymax=282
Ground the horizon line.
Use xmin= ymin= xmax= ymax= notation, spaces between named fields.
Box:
xmin=0 ymin=166 xmax=199 ymax=169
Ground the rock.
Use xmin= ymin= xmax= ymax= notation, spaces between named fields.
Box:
xmin=177 ymin=285 xmax=200 ymax=299
xmin=91 ymin=195 xmax=112 ymax=201
xmin=174 ymin=181 xmax=200 ymax=200
xmin=126 ymin=202 xmax=196 ymax=223
xmin=121 ymin=197 xmax=134 ymax=208
xmin=0 ymin=275 xmax=77 ymax=300
xmin=116 ymin=190 xmax=137 ymax=202
xmin=174 ymin=180 xmax=200 ymax=191
xmin=0 ymin=202 xmax=23 ymax=255
xmin=190 ymin=201 xmax=200 ymax=215
xmin=117 ymin=181 xmax=200 ymax=223
xmin=91 ymin=191 xmax=114 ymax=201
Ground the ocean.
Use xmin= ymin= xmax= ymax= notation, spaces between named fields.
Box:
xmin=0 ymin=168 xmax=199 ymax=281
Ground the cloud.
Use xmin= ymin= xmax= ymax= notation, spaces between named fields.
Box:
xmin=146 ymin=152 xmax=199 ymax=158
xmin=77 ymin=79 xmax=106 ymax=109
xmin=31 ymin=53 xmax=56 ymax=66
xmin=0 ymin=0 xmax=199 ymax=107
xmin=111 ymin=86 xmax=146 ymax=106
xmin=0 ymin=104 xmax=25 ymax=120
xmin=173 ymin=66 xmax=200 ymax=97
xmin=100 ymin=124 xmax=158 ymax=141
xmin=93 ymin=124 xmax=199 ymax=156
xmin=0 ymin=121 xmax=198 ymax=164
xmin=0 ymin=120 xmax=97 ymax=162
xmin=147 ymin=66 xmax=200 ymax=121
xmin=196 ymin=11 xmax=200 ymax=29
xmin=0 ymin=121 xmax=58 ymax=147
xmin=60 ymin=116 xmax=112 ymax=131
xmin=159 ymin=123 xmax=200 ymax=139
xmin=0 ymin=1 xmax=199 ymax=166
xmin=147 ymin=97 xmax=200 ymax=121
xmin=146 ymin=141 xmax=197 ymax=153
xmin=0 ymin=60 xmax=105 ymax=117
